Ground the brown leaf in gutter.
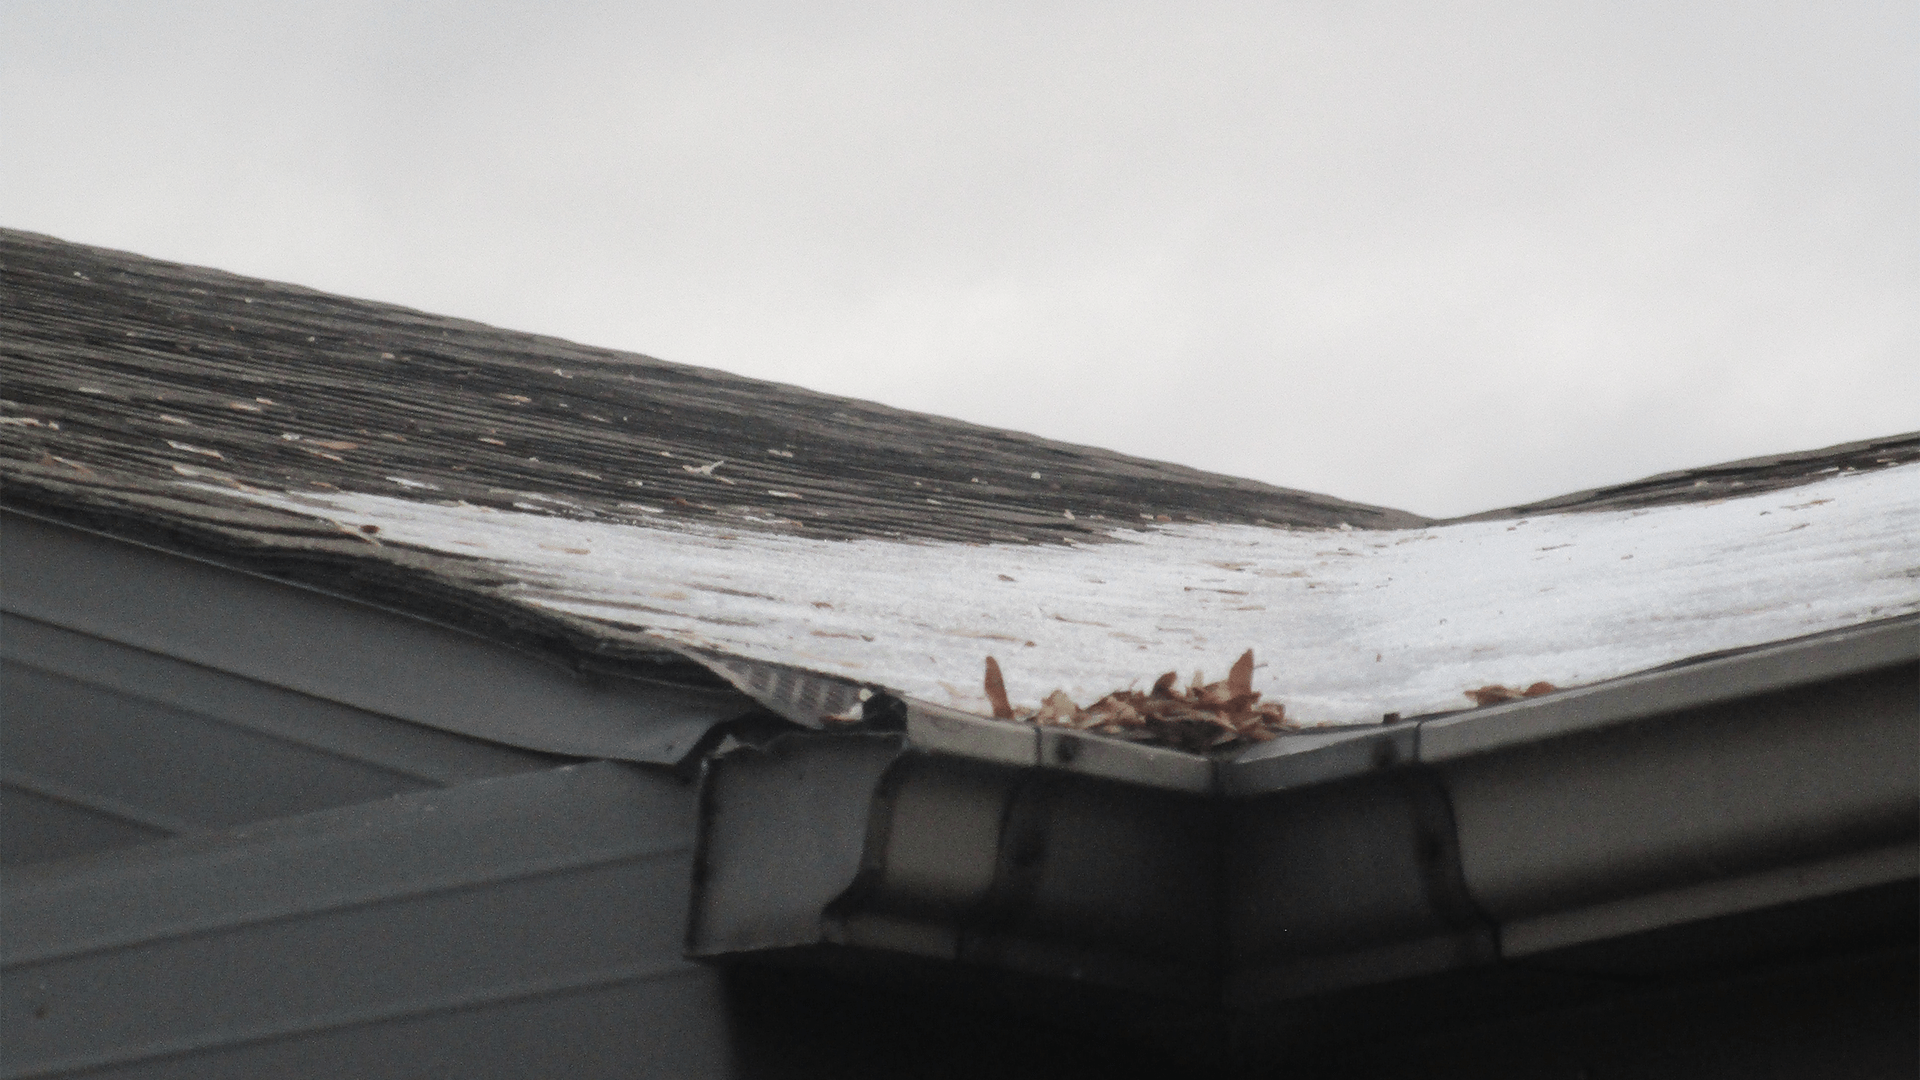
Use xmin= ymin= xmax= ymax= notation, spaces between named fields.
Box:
xmin=1082 ymin=693 xmax=1144 ymax=728
xmin=1034 ymin=689 xmax=1080 ymax=725
xmin=982 ymin=650 xmax=1295 ymax=753
xmin=1227 ymin=648 xmax=1254 ymax=697
xmin=1466 ymin=682 xmax=1560 ymax=706
xmin=983 ymin=656 xmax=1014 ymax=720
xmin=1133 ymin=696 xmax=1186 ymax=722
xmin=1464 ymin=685 xmax=1518 ymax=706
xmin=1194 ymin=681 xmax=1239 ymax=707
xmin=1215 ymin=693 xmax=1262 ymax=724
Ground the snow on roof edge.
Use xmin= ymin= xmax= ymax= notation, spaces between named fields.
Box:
xmin=204 ymin=461 xmax=1918 ymax=742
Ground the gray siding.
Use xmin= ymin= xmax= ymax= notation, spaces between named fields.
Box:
xmin=2 ymin=762 xmax=734 ymax=1079
xmin=2 ymin=614 xmax=558 ymax=866
xmin=1 ymin=511 xmax=755 ymax=767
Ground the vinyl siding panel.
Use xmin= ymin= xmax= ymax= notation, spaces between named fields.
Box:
xmin=2 ymin=614 xmax=559 ymax=866
xmin=2 ymin=762 xmax=729 ymax=1079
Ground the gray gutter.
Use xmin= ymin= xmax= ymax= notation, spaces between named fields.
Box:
xmin=1420 ymin=619 xmax=1917 ymax=960
xmin=689 ymin=616 xmax=1918 ymax=1009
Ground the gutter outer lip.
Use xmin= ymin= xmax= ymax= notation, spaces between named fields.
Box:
xmin=899 ymin=613 xmax=1919 ymax=797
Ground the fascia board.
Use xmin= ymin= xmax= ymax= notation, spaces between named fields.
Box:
xmin=1 ymin=509 xmax=752 ymax=763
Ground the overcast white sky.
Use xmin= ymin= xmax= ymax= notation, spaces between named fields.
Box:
xmin=4 ymin=2 xmax=1914 ymax=517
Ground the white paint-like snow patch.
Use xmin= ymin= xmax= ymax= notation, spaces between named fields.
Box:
xmin=221 ymin=465 xmax=1920 ymax=725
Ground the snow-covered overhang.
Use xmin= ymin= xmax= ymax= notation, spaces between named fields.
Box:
xmin=688 ymin=615 xmax=1917 ymax=1021
xmin=221 ymin=461 xmax=1918 ymax=731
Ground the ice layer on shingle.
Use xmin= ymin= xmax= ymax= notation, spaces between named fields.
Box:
xmin=224 ymin=463 xmax=1920 ymax=726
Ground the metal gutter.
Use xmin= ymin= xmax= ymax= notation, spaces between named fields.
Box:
xmin=689 ymin=616 xmax=1918 ymax=1012
xmin=1427 ymin=627 xmax=1917 ymax=959
xmin=688 ymin=729 xmax=1224 ymax=998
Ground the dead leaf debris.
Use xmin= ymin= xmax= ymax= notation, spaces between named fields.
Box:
xmin=1463 ymin=682 xmax=1558 ymax=706
xmin=983 ymin=649 xmax=1294 ymax=752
